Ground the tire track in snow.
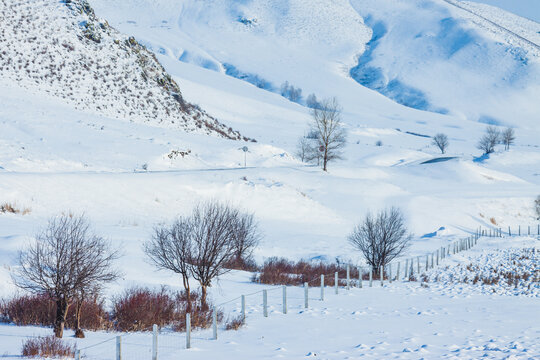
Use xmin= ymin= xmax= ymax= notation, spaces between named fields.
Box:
xmin=442 ymin=0 xmax=540 ymax=51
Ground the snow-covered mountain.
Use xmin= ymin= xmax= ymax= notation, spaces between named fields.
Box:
xmin=0 ymin=0 xmax=246 ymax=140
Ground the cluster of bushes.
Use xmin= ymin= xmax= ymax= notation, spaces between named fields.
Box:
xmin=1 ymin=287 xmax=218 ymax=333
xmin=252 ymin=257 xmax=360 ymax=286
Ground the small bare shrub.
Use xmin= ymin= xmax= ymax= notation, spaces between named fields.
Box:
xmin=490 ymin=217 xmax=497 ymax=225
xmin=21 ymin=336 xmax=75 ymax=358
xmin=224 ymin=315 xmax=244 ymax=331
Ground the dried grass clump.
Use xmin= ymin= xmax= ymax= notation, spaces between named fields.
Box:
xmin=21 ymin=336 xmax=75 ymax=358
xmin=0 ymin=202 xmax=31 ymax=215
xmin=224 ymin=315 xmax=244 ymax=331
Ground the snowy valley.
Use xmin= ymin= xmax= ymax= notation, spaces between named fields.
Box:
xmin=0 ymin=0 xmax=539 ymax=359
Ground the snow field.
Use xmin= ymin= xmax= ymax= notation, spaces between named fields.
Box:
xmin=0 ymin=235 xmax=538 ymax=359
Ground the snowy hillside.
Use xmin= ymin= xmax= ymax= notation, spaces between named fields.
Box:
xmin=90 ymin=0 xmax=540 ymax=129
xmin=0 ymin=0 xmax=539 ymax=358
xmin=0 ymin=0 xmax=245 ymax=139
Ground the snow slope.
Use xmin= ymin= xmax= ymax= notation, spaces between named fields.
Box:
xmin=90 ymin=0 xmax=540 ymax=129
xmin=465 ymin=0 xmax=540 ymax=23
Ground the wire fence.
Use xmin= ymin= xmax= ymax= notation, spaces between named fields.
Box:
xmin=10 ymin=225 xmax=539 ymax=359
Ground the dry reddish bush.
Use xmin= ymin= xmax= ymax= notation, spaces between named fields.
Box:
xmin=112 ymin=287 xmax=176 ymax=331
xmin=21 ymin=336 xmax=75 ymax=358
xmin=112 ymin=287 xmax=221 ymax=332
xmin=253 ymin=257 xmax=359 ymax=286
xmin=1 ymin=293 xmax=110 ymax=331
xmin=224 ymin=315 xmax=244 ymax=331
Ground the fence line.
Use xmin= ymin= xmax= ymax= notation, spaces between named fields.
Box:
xmin=55 ymin=226 xmax=540 ymax=358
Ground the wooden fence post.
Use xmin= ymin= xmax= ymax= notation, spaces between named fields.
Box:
xmin=358 ymin=268 xmax=363 ymax=288
xmin=508 ymin=226 xmax=511 ymax=236
xmin=369 ymin=267 xmax=373 ymax=287
xmin=519 ymin=225 xmax=521 ymax=236
xmin=116 ymin=336 xmax=121 ymax=360
xmin=431 ymin=253 xmax=434 ymax=268
xmin=152 ymin=324 xmax=158 ymax=360
xmin=241 ymin=295 xmax=246 ymax=322
xmin=186 ymin=313 xmax=191 ymax=349
xmin=404 ymin=259 xmax=408 ymax=279
xmin=380 ymin=266 xmax=384 ymax=286
xmin=436 ymin=249 xmax=439 ymax=265
xmin=321 ymin=275 xmax=324 ymax=301
xmin=396 ymin=262 xmax=400 ymax=281
xmin=304 ymin=282 xmax=308 ymax=308
xmin=282 ymin=286 xmax=287 ymax=314
xmin=212 ymin=307 xmax=218 ymax=340
xmin=417 ymin=256 xmax=420 ymax=273
xmin=263 ymin=290 xmax=268 ymax=317
xmin=425 ymin=255 xmax=428 ymax=271
xmin=335 ymin=272 xmax=339 ymax=294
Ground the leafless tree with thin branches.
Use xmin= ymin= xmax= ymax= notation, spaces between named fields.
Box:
xmin=12 ymin=214 xmax=120 ymax=338
xmin=432 ymin=133 xmax=449 ymax=154
xmin=310 ymin=97 xmax=347 ymax=171
xmin=348 ymin=207 xmax=412 ymax=274
xmin=189 ymin=201 xmax=238 ymax=309
xmin=144 ymin=218 xmax=195 ymax=313
xmin=477 ymin=126 xmax=500 ymax=154
xmin=230 ymin=211 xmax=262 ymax=268
xmin=501 ymin=127 xmax=516 ymax=151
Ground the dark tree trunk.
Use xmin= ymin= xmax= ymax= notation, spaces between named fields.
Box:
xmin=74 ymin=300 xmax=85 ymax=338
xmin=54 ymin=298 xmax=69 ymax=338
xmin=183 ymin=275 xmax=192 ymax=314
xmin=201 ymin=286 xmax=208 ymax=311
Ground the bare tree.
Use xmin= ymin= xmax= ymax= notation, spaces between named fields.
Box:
xmin=501 ymin=127 xmax=516 ymax=151
xmin=144 ymin=218 xmax=195 ymax=313
xmin=306 ymin=93 xmax=320 ymax=109
xmin=188 ymin=201 xmax=238 ymax=309
xmin=12 ymin=214 xmax=120 ymax=338
xmin=295 ymin=137 xmax=320 ymax=163
xmin=348 ymin=208 xmax=412 ymax=274
xmin=230 ymin=211 xmax=262 ymax=268
xmin=477 ymin=126 xmax=500 ymax=154
xmin=432 ymin=133 xmax=449 ymax=154
xmin=310 ymin=97 xmax=347 ymax=171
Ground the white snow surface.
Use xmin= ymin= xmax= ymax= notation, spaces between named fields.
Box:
xmin=1 ymin=0 xmax=540 ymax=358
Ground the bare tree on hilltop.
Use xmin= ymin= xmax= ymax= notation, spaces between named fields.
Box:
xmin=310 ymin=97 xmax=347 ymax=171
